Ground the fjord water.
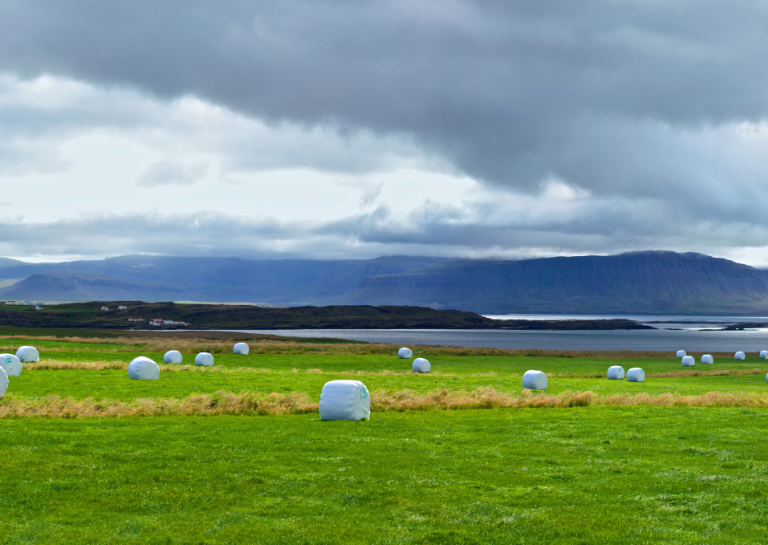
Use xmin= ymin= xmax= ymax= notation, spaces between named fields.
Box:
xmin=238 ymin=315 xmax=768 ymax=351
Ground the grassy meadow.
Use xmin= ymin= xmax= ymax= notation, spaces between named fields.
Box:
xmin=3 ymin=331 xmax=768 ymax=543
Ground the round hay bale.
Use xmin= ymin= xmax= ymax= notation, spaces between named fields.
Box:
xmin=607 ymin=365 xmax=625 ymax=380
xmin=761 ymin=351 xmax=768 ymax=359
xmin=319 ymin=380 xmax=370 ymax=421
xmin=0 ymin=353 xmax=22 ymax=376
xmin=412 ymin=358 xmax=431 ymax=373
xmin=681 ymin=356 xmax=695 ymax=367
xmin=163 ymin=350 xmax=182 ymax=364
xmin=233 ymin=342 xmax=249 ymax=355
xmin=522 ymin=370 xmax=548 ymax=390
xmin=0 ymin=367 xmax=7 ymax=398
xmin=735 ymin=351 xmax=746 ymax=360
xmin=16 ymin=346 xmax=39 ymax=363
xmin=195 ymin=352 xmax=214 ymax=367
xmin=127 ymin=357 xmax=160 ymax=380
xmin=627 ymin=368 xmax=645 ymax=382
xmin=701 ymin=354 xmax=714 ymax=364
xmin=398 ymin=347 xmax=413 ymax=359
xmin=676 ymin=350 xmax=687 ymax=358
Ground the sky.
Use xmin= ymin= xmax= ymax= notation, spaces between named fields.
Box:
xmin=1 ymin=0 xmax=768 ymax=264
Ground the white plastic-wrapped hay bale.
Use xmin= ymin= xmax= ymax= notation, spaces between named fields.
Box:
xmin=195 ymin=352 xmax=214 ymax=367
xmin=735 ymin=351 xmax=746 ymax=360
xmin=319 ymin=380 xmax=370 ymax=421
xmin=0 ymin=366 xmax=7 ymax=398
xmin=681 ymin=356 xmax=695 ymax=367
xmin=233 ymin=342 xmax=249 ymax=355
xmin=16 ymin=346 xmax=39 ymax=363
xmin=0 ymin=353 xmax=22 ymax=377
xmin=701 ymin=354 xmax=714 ymax=365
xmin=627 ymin=368 xmax=645 ymax=382
xmin=398 ymin=347 xmax=413 ymax=359
xmin=163 ymin=350 xmax=182 ymax=364
xmin=761 ymin=350 xmax=768 ymax=359
xmin=127 ymin=357 xmax=160 ymax=380
xmin=607 ymin=365 xmax=625 ymax=380
xmin=676 ymin=350 xmax=687 ymax=358
xmin=522 ymin=370 xmax=548 ymax=390
xmin=412 ymin=358 xmax=431 ymax=373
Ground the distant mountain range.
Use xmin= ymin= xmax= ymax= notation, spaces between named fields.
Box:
xmin=1 ymin=251 xmax=768 ymax=314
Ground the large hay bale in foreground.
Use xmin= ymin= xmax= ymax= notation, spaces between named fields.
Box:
xmin=701 ymin=354 xmax=714 ymax=364
xmin=0 ymin=353 xmax=22 ymax=376
xmin=233 ymin=343 xmax=249 ymax=355
xmin=522 ymin=370 xmax=548 ymax=390
xmin=195 ymin=352 xmax=215 ymax=367
xmin=627 ymin=368 xmax=645 ymax=382
xmin=127 ymin=357 xmax=160 ymax=380
xmin=163 ymin=350 xmax=182 ymax=364
xmin=681 ymin=356 xmax=695 ymax=367
xmin=398 ymin=347 xmax=413 ymax=359
xmin=735 ymin=351 xmax=746 ymax=360
xmin=319 ymin=380 xmax=370 ymax=421
xmin=16 ymin=346 xmax=39 ymax=363
xmin=412 ymin=358 xmax=431 ymax=373
xmin=761 ymin=351 xmax=768 ymax=359
xmin=0 ymin=367 xmax=7 ymax=398
xmin=607 ymin=365 xmax=625 ymax=380
xmin=676 ymin=350 xmax=686 ymax=358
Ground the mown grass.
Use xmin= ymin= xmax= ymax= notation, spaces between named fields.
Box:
xmin=4 ymin=409 xmax=768 ymax=544
xmin=5 ymin=349 xmax=768 ymax=404
xmin=4 ymin=336 xmax=768 ymax=543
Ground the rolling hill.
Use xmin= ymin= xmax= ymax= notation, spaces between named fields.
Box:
xmin=347 ymin=252 xmax=768 ymax=314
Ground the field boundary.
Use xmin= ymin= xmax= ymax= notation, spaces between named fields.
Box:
xmin=21 ymin=360 xmax=768 ymax=379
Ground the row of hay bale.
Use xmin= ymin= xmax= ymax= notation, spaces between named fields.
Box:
xmin=676 ymin=349 xmax=768 ymax=363
xmin=0 ymin=346 xmax=39 ymax=399
xmin=130 ymin=351 xmax=216 ymax=379
xmin=522 ymin=366 xmax=647 ymax=390
xmin=129 ymin=343 xmax=251 ymax=380
xmin=676 ymin=350 xmax=714 ymax=365
xmin=399 ymin=347 xmax=431 ymax=373
xmin=679 ymin=349 xmax=768 ymax=382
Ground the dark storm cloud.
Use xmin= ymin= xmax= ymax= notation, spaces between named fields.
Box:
xmin=0 ymin=0 xmax=767 ymax=259
xmin=2 ymin=1 xmax=766 ymax=189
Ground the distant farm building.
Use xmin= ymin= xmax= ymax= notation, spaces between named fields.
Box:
xmin=118 ymin=305 xmax=128 ymax=310
xmin=148 ymin=318 xmax=189 ymax=327
xmin=127 ymin=318 xmax=145 ymax=322
xmin=101 ymin=306 xmax=109 ymax=311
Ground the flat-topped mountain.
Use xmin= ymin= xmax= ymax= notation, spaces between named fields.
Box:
xmin=348 ymin=251 xmax=768 ymax=314
xmin=1 ymin=251 xmax=767 ymax=314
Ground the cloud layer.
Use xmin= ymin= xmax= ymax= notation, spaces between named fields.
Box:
xmin=1 ymin=1 xmax=768 ymax=263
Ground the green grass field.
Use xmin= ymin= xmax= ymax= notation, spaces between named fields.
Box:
xmin=3 ymin=335 xmax=768 ymax=543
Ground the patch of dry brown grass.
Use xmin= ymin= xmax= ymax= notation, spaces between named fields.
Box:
xmin=24 ymin=360 xmax=278 ymax=373
xmin=1 ymin=333 xmax=746 ymax=358
xmin=26 ymin=360 xmax=127 ymax=371
xmin=647 ymin=368 xmax=768 ymax=378
xmin=371 ymin=387 xmax=768 ymax=410
xmin=5 ymin=387 xmax=768 ymax=418
xmin=0 ymin=391 xmax=317 ymax=418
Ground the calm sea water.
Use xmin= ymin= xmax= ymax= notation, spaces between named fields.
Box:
xmin=230 ymin=314 xmax=768 ymax=352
